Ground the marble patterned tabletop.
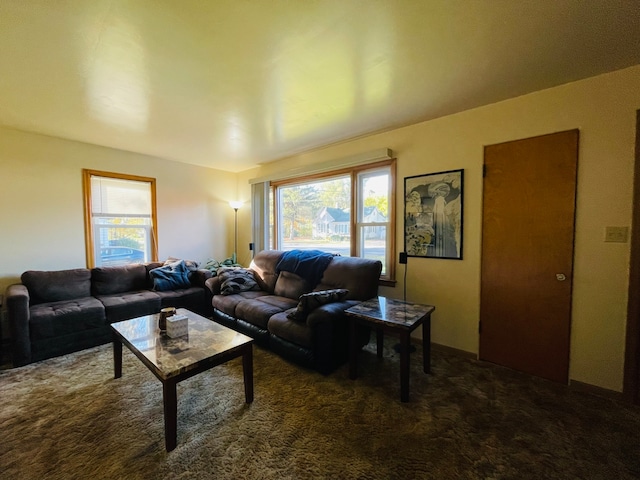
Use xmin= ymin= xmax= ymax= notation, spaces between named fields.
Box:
xmin=111 ymin=308 xmax=253 ymax=379
xmin=345 ymin=296 xmax=435 ymax=328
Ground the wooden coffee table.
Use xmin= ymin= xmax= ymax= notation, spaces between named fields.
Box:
xmin=346 ymin=296 xmax=435 ymax=402
xmin=111 ymin=308 xmax=254 ymax=451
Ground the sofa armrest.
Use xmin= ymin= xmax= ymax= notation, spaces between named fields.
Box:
xmin=205 ymin=276 xmax=222 ymax=295
xmin=306 ymin=300 xmax=356 ymax=328
xmin=190 ymin=268 xmax=213 ymax=287
xmin=5 ymin=284 xmax=32 ymax=366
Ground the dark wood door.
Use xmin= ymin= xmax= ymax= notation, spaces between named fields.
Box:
xmin=624 ymin=110 xmax=640 ymax=403
xmin=480 ymin=130 xmax=579 ymax=383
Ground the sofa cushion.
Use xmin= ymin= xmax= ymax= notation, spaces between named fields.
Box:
xmin=287 ymin=289 xmax=349 ymax=321
xmin=154 ymin=286 xmax=205 ymax=309
xmin=235 ymin=298 xmax=287 ymax=329
xmin=305 ymin=299 xmax=358 ymax=327
xmin=96 ymin=290 xmax=161 ymax=323
xmin=213 ymin=291 xmax=270 ymax=317
xmin=149 ymin=260 xmax=191 ymax=291
xmin=218 ymin=267 xmax=260 ymax=295
xmin=248 ymin=250 xmax=284 ymax=293
xmin=22 ymin=269 xmax=92 ymax=305
xmin=315 ymin=255 xmax=382 ymax=300
xmin=92 ymin=264 xmax=148 ymax=296
xmin=256 ymin=295 xmax=298 ymax=311
xmin=274 ymin=271 xmax=309 ymax=300
xmin=29 ymin=297 xmax=106 ymax=340
xmin=267 ymin=312 xmax=313 ymax=349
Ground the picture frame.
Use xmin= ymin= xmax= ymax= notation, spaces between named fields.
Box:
xmin=404 ymin=169 xmax=464 ymax=259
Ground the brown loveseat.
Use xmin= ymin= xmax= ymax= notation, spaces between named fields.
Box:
xmin=5 ymin=260 xmax=212 ymax=366
xmin=205 ymin=250 xmax=382 ymax=374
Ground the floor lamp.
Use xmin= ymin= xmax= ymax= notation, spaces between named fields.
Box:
xmin=229 ymin=201 xmax=243 ymax=264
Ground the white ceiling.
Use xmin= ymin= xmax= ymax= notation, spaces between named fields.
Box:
xmin=1 ymin=1 xmax=639 ymax=173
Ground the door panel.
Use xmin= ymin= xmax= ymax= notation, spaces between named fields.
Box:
xmin=480 ymin=130 xmax=579 ymax=383
xmin=623 ymin=110 xmax=640 ymax=403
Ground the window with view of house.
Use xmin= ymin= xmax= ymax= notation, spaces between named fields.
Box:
xmin=270 ymin=160 xmax=396 ymax=283
xmin=83 ymin=170 xmax=158 ymax=268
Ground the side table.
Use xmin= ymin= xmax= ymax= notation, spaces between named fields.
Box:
xmin=345 ymin=296 xmax=435 ymax=402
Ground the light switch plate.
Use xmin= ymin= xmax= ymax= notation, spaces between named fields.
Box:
xmin=604 ymin=226 xmax=629 ymax=243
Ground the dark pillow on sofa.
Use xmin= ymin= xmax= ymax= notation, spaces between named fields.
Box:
xmin=218 ymin=267 xmax=260 ymax=295
xmin=149 ymin=260 xmax=192 ymax=291
xmin=287 ymin=289 xmax=349 ymax=321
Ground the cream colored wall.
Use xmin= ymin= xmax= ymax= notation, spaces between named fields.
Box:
xmin=0 ymin=127 xmax=237 ymax=294
xmin=247 ymin=65 xmax=640 ymax=392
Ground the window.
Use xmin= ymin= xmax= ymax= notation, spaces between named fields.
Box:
xmin=83 ymin=170 xmax=158 ymax=268
xmin=271 ymin=160 xmax=396 ymax=283
xmin=357 ymin=167 xmax=393 ymax=276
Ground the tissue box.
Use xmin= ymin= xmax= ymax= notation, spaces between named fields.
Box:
xmin=166 ymin=314 xmax=188 ymax=338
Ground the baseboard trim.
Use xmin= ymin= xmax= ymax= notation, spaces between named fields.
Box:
xmin=569 ymin=380 xmax=623 ymax=401
xmin=430 ymin=342 xmax=477 ymax=360
xmin=425 ymin=341 xmax=624 ymax=401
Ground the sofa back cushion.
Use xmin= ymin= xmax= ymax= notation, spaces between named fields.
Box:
xmin=91 ymin=264 xmax=148 ymax=295
xmin=249 ymin=250 xmax=284 ymax=293
xmin=315 ymin=256 xmax=382 ymax=300
xmin=273 ymin=271 xmax=310 ymax=299
xmin=22 ymin=268 xmax=92 ymax=305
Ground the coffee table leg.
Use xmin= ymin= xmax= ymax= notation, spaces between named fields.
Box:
xmin=423 ymin=316 xmax=432 ymax=374
xmin=349 ymin=319 xmax=358 ymax=379
xmin=243 ymin=345 xmax=254 ymax=403
xmin=163 ymin=379 xmax=178 ymax=452
xmin=113 ymin=339 xmax=122 ymax=379
xmin=400 ymin=333 xmax=410 ymax=402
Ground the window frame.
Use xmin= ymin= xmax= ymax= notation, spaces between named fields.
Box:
xmin=82 ymin=169 xmax=158 ymax=268
xmin=271 ymin=159 xmax=396 ymax=285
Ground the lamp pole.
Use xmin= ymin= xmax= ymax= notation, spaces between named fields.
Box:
xmin=229 ymin=201 xmax=243 ymax=264
xmin=233 ymin=207 xmax=238 ymax=264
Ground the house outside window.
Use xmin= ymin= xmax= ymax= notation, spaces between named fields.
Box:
xmin=83 ymin=170 xmax=158 ymax=268
xmin=271 ymin=160 xmax=396 ymax=283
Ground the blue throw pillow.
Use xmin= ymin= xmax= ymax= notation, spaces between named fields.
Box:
xmin=149 ymin=260 xmax=192 ymax=291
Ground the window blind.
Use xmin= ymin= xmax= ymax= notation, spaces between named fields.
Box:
xmin=91 ymin=176 xmax=151 ymax=217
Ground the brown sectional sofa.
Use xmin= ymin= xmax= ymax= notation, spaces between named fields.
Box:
xmin=5 ymin=261 xmax=212 ymax=366
xmin=206 ymin=250 xmax=382 ymax=374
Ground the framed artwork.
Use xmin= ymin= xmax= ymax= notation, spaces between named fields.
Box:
xmin=404 ymin=169 xmax=464 ymax=259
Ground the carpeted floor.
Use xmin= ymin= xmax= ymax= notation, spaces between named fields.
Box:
xmin=1 ymin=340 xmax=640 ymax=480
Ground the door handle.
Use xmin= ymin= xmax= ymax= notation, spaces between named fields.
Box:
xmin=556 ymin=273 xmax=566 ymax=281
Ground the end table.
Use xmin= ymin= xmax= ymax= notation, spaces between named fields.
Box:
xmin=346 ymin=296 xmax=435 ymax=402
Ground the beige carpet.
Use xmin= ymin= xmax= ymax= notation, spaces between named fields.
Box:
xmin=1 ymin=340 xmax=640 ymax=480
